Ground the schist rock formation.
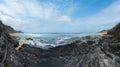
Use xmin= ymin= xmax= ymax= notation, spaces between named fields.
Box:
xmin=0 ymin=20 xmax=120 ymax=67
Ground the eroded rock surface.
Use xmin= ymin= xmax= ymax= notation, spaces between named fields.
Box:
xmin=0 ymin=20 xmax=120 ymax=67
xmin=51 ymin=36 xmax=120 ymax=67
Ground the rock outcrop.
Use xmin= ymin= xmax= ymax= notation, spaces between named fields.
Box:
xmin=0 ymin=20 xmax=120 ymax=67
xmin=51 ymin=36 xmax=120 ymax=67
xmin=0 ymin=20 xmax=66 ymax=67
xmin=108 ymin=22 xmax=120 ymax=41
xmin=0 ymin=20 xmax=18 ymax=67
xmin=0 ymin=20 xmax=22 ymax=33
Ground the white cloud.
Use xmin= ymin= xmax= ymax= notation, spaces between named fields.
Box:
xmin=56 ymin=15 xmax=72 ymax=23
xmin=0 ymin=0 xmax=120 ymax=33
xmin=74 ymin=0 xmax=120 ymax=28
xmin=0 ymin=0 xmax=75 ymax=32
xmin=0 ymin=12 xmax=38 ymax=32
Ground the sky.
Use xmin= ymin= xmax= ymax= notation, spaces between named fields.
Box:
xmin=0 ymin=0 xmax=120 ymax=33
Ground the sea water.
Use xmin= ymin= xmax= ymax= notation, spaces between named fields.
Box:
xmin=12 ymin=33 xmax=97 ymax=48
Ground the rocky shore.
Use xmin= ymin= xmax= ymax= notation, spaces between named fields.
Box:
xmin=0 ymin=20 xmax=120 ymax=67
xmin=0 ymin=20 xmax=22 ymax=33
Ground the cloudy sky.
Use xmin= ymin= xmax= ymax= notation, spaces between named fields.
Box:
xmin=0 ymin=0 xmax=120 ymax=33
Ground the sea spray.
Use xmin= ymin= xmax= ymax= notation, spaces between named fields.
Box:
xmin=11 ymin=33 xmax=97 ymax=49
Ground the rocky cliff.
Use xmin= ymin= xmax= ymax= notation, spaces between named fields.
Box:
xmin=0 ymin=20 xmax=18 ymax=67
xmin=0 ymin=20 xmax=65 ymax=67
xmin=108 ymin=22 xmax=120 ymax=41
xmin=0 ymin=20 xmax=120 ymax=67
xmin=0 ymin=20 xmax=22 ymax=33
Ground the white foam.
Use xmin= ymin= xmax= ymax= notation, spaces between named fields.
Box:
xmin=56 ymin=37 xmax=71 ymax=44
xmin=31 ymin=40 xmax=56 ymax=48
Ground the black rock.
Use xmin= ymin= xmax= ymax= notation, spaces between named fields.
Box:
xmin=108 ymin=22 xmax=120 ymax=41
xmin=25 ymin=38 xmax=33 ymax=40
xmin=0 ymin=20 xmax=23 ymax=33
xmin=0 ymin=20 xmax=120 ymax=67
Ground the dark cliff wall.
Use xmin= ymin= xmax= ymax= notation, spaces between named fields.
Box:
xmin=0 ymin=20 xmax=120 ymax=67
xmin=0 ymin=20 xmax=22 ymax=33
xmin=108 ymin=23 xmax=120 ymax=41
xmin=0 ymin=20 xmax=18 ymax=67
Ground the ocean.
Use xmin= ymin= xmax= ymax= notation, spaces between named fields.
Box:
xmin=11 ymin=33 xmax=97 ymax=48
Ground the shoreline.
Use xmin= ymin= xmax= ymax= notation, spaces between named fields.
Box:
xmin=9 ymin=33 xmax=106 ymax=52
xmin=9 ymin=33 xmax=101 ymax=49
xmin=1 ymin=25 xmax=120 ymax=67
xmin=0 ymin=19 xmax=120 ymax=67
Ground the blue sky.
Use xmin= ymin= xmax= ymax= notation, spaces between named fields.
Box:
xmin=0 ymin=0 xmax=120 ymax=33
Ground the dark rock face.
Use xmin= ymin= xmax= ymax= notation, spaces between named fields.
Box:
xmin=0 ymin=20 xmax=66 ymax=67
xmin=25 ymin=38 xmax=33 ymax=40
xmin=0 ymin=20 xmax=22 ymax=33
xmin=17 ymin=45 xmax=67 ymax=67
xmin=51 ymin=37 xmax=120 ymax=67
xmin=0 ymin=20 xmax=120 ymax=67
xmin=108 ymin=22 xmax=120 ymax=41
xmin=0 ymin=21 xmax=18 ymax=67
